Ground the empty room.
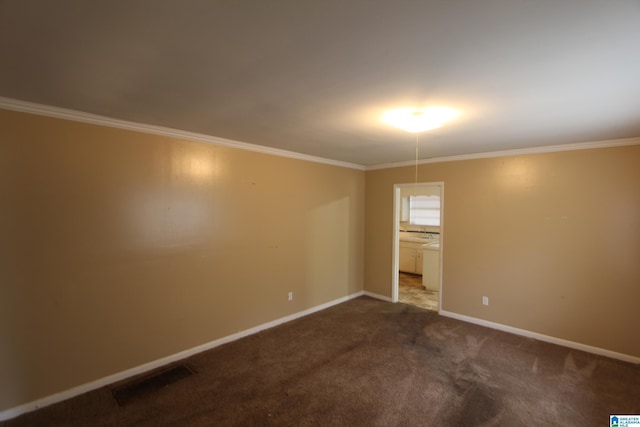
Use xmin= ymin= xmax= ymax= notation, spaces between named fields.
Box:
xmin=1 ymin=1 xmax=639 ymax=426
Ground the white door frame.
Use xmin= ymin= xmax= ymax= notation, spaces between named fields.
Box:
xmin=392 ymin=182 xmax=444 ymax=312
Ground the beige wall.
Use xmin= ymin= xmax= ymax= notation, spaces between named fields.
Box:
xmin=0 ymin=109 xmax=365 ymax=412
xmin=2 ymin=106 xmax=639 ymax=413
xmin=365 ymin=146 xmax=640 ymax=358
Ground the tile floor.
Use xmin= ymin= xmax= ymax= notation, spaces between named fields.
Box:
xmin=398 ymin=272 xmax=439 ymax=311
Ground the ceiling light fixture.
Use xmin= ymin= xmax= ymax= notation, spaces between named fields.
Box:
xmin=382 ymin=107 xmax=457 ymax=133
xmin=382 ymin=106 xmax=458 ymax=188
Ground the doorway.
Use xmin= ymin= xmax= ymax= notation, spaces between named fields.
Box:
xmin=392 ymin=183 xmax=443 ymax=312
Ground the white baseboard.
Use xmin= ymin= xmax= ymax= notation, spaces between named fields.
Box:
xmin=439 ymin=310 xmax=640 ymax=365
xmin=0 ymin=290 xmax=364 ymax=422
xmin=362 ymin=290 xmax=393 ymax=302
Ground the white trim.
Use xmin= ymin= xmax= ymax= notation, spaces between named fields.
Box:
xmin=437 ymin=184 xmax=444 ymax=311
xmin=392 ymin=182 xmax=444 ymax=307
xmin=362 ymin=290 xmax=393 ymax=302
xmin=0 ymin=290 xmax=364 ymax=422
xmin=3 ymin=97 xmax=637 ymax=172
xmin=0 ymin=97 xmax=364 ymax=171
xmin=392 ymin=186 xmax=401 ymax=303
xmin=367 ymin=136 xmax=640 ymax=170
xmin=439 ymin=310 xmax=640 ymax=365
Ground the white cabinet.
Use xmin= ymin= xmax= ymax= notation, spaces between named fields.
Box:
xmin=422 ymin=244 xmax=440 ymax=291
xmin=399 ymin=242 xmax=423 ymax=274
xmin=399 ymin=246 xmax=416 ymax=273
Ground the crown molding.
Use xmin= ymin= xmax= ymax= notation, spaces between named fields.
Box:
xmin=0 ymin=97 xmax=365 ymax=171
xmin=366 ymin=136 xmax=640 ymax=170
xmin=3 ymin=96 xmax=637 ymax=172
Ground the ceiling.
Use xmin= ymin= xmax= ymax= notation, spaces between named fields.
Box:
xmin=2 ymin=1 xmax=639 ymax=166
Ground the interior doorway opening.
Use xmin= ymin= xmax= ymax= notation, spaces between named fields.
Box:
xmin=392 ymin=183 xmax=443 ymax=312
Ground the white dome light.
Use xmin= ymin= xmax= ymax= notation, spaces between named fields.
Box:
xmin=382 ymin=107 xmax=458 ymax=133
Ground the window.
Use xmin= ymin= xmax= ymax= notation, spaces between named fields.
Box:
xmin=409 ymin=195 xmax=440 ymax=226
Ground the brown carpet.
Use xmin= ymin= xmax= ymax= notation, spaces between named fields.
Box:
xmin=3 ymin=296 xmax=639 ymax=426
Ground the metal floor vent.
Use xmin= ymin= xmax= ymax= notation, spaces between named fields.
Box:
xmin=111 ymin=364 xmax=195 ymax=406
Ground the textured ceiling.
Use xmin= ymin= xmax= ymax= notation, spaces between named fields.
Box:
xmin=2 ymin=0 xmax=640 ymax=166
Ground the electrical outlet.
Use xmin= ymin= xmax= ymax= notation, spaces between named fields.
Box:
xmin=288 ymin=292 xmax=293 ymax=301
xmin=482 ymin=296 xmax=489 ymax=306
